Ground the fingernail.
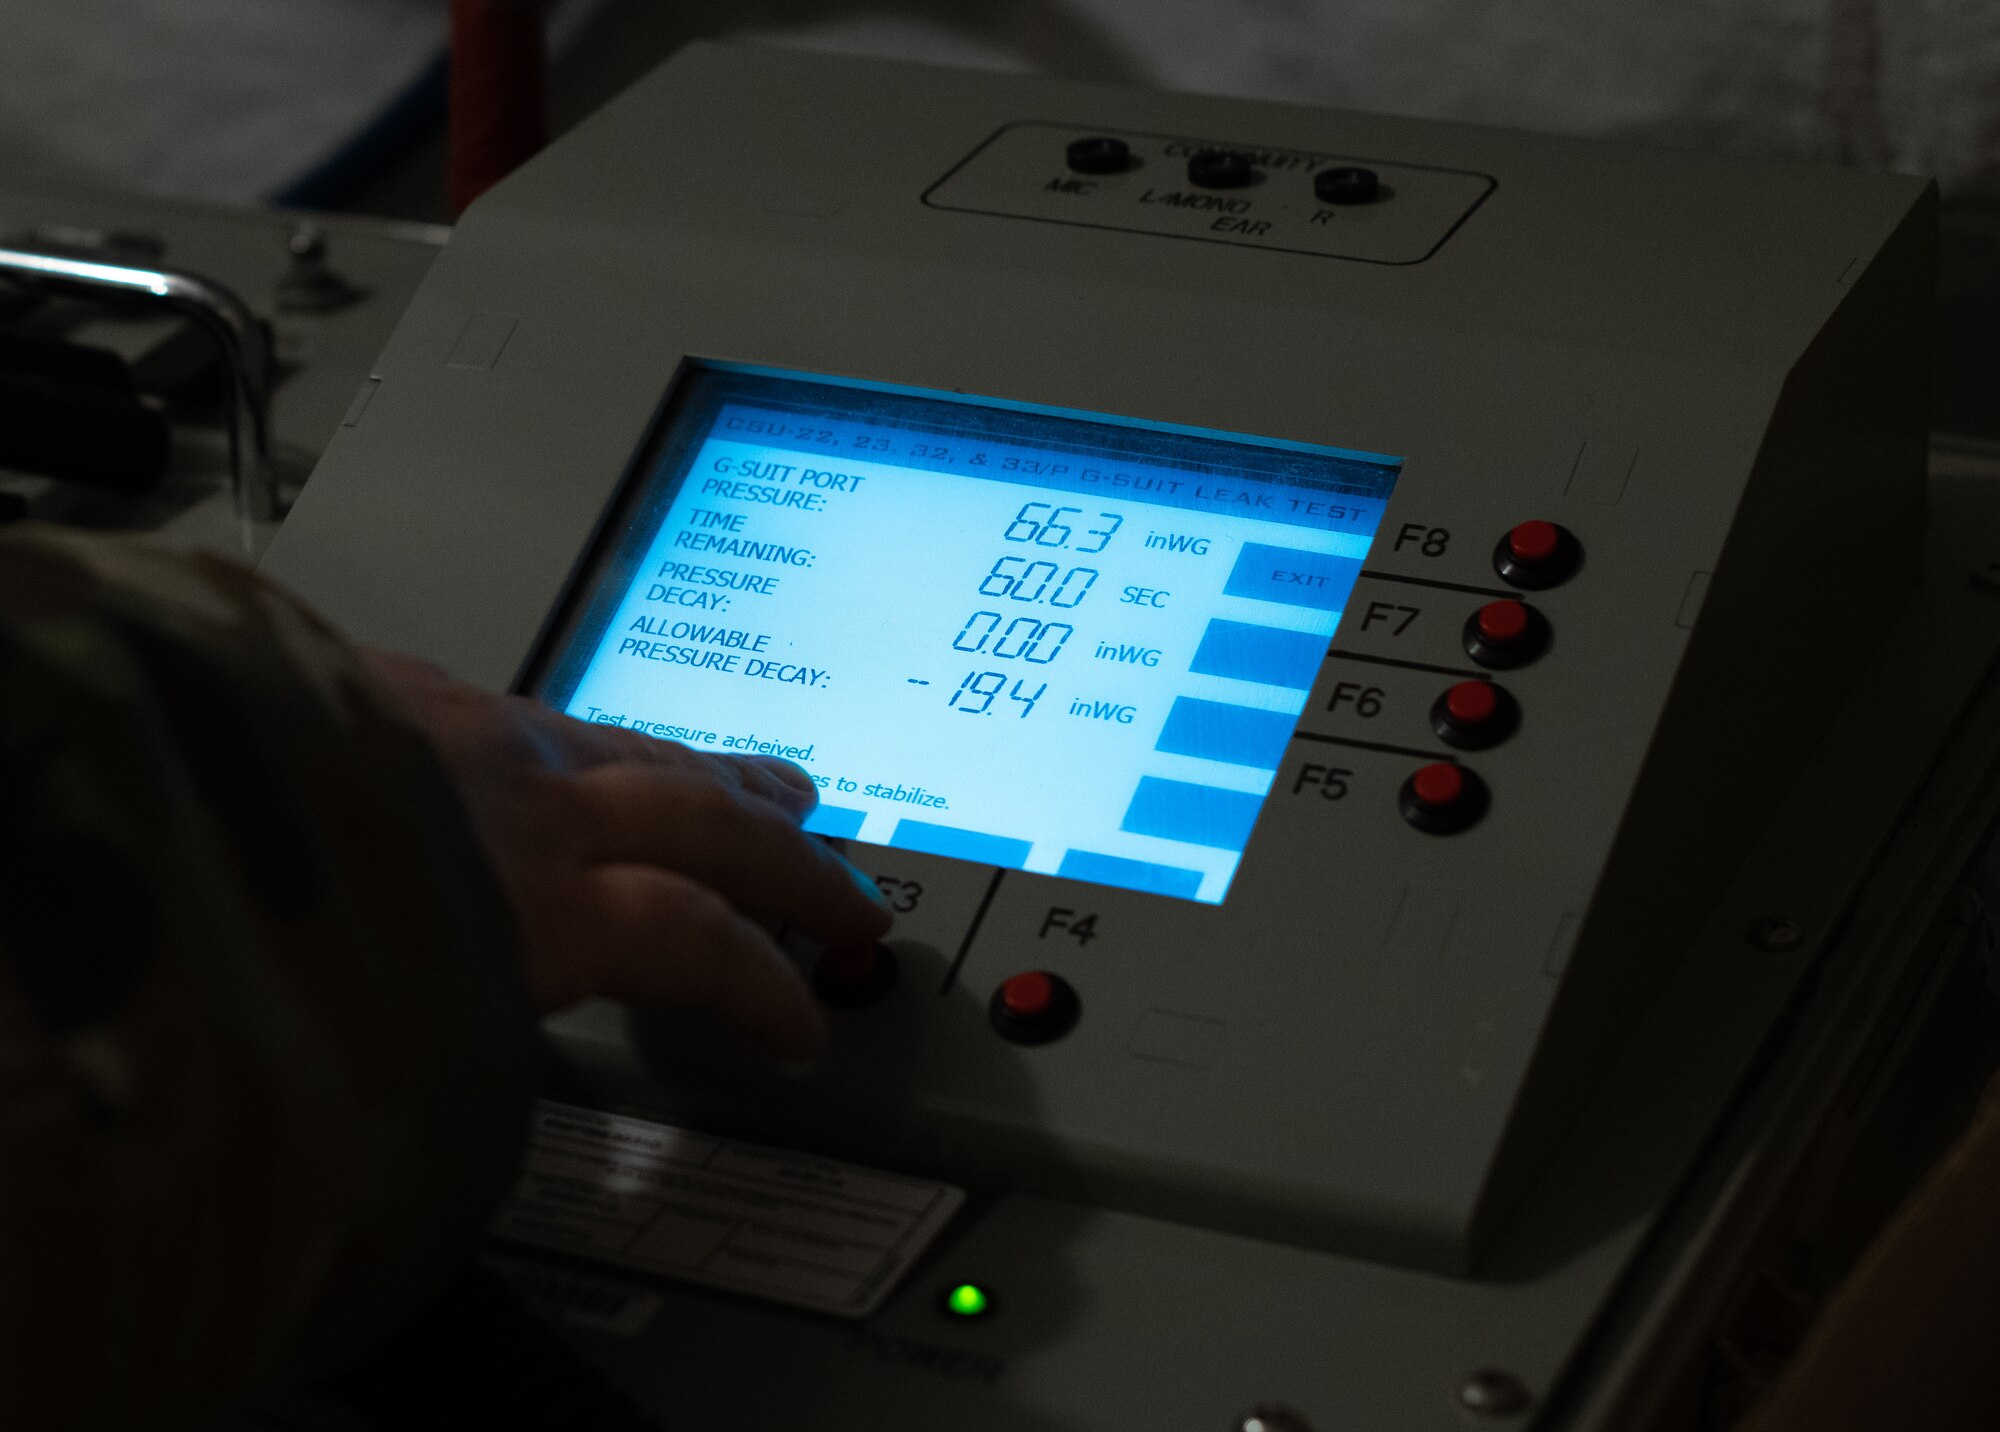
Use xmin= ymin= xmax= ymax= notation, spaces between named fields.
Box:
xmin=746 ymin=755 xmax=817 ymax=801
xmin=847 ymin=859 xmax=893 ymax=909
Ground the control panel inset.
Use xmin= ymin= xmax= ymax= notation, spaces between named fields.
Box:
xmin=924 ymin=121 xmax=1496 ymax=264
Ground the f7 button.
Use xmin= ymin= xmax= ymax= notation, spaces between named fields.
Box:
xmin=1464 ymin=599 xmax=1550 ymax=669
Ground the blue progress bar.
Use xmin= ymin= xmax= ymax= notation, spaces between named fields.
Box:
xmin=890 ymin=819 xmax=1032 ymax=869
xmin=1121 ymin=777 xmax=1264 ymax=852
xmin=1155 ymin=697 xmax=1297 ymax=771
xmin=1058 ymin=850 xmax=1204 ymax=899
xmin=802 ymin=804 xmax=866 ymax=839
xmin=1223 ymin=543 xmax=1364 ymax=612
xmin=1190 ymin=619 xmax=1328 ymax=689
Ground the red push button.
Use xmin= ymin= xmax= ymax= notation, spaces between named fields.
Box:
xmin=1493 ymin=520 xmax=1580 ymax=589
xmin=1000 ymin=971 xmax=1055 ymax=1018
xmin=1464 ymin=599 xmax=1548 ymax=669
xmin=1445 ymin=680 xmax=1498 ymax=726
xmin=1476 ymin=600 xmax=1530 ymax=645
xmin=1400 ymin=763 xmax=1489 ymax=834
xmin=1507 ymin=520 xmax=1561 ymax=565
xmin=1410 ymin=762 xmax=1464 ymax=808
xmin=823 ymin=944 xmax=879 ymax=982
xmin=990 ymin=970 xmax=1080 ymax=1045
xmin=1433 ymin=678 xmax=1518 ymax=749
xmin=814 ymin=942 xmax=899 ymax=1009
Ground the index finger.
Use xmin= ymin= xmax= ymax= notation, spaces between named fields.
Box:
xmin=575 ymin=762 xmax=893 ymax=949
xmin=522 ymin=703 xmax=823 ymax=817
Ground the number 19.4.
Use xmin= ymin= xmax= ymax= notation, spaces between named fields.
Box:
xmin=948 ymin=671 xmax=1047 ymax=717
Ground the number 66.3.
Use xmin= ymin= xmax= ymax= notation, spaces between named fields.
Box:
xmin=1003 ymin=501 xmax=1123 ymax=554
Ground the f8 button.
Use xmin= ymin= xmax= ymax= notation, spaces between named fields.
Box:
xmin=1493 ymin=520 xmax=1581 ymax=589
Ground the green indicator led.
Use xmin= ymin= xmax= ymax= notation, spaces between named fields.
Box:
xmin=944 ymin=1283 xmax=990 ymax=1317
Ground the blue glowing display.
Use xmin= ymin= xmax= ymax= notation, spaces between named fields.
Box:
xmin=538 ymin=369 xmax=1401 ymax=904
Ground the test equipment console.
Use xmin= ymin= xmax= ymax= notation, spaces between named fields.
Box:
xmin=264 ymin=42 xmax=2000 ymax=1432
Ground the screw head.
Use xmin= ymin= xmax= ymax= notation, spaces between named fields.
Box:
xmin=287 ymin=223 xmax=327 ymax=263
xmin=1457 ymin=1369 xmax=1532 ymax=1417
xmin=1746 ymin=916 xmax=1805 ymax=952
xmin=1232 ymin=1405 xmax=1314 ymax=1432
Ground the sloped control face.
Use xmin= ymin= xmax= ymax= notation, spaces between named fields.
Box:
xmin=924 ymin=121 xmax=1495 ymax=264
xmin=526 ymin=356 xmax=1623 ymax=1265
xmin=526 ymin=359 xmax=1612 ymax=1266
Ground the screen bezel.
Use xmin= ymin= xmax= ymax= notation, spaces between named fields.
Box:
xmin=521 ymin=360 xmax=1404 ymax=902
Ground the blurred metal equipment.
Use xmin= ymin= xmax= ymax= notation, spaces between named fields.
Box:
xmin=0 ymin=243 xmax=280 ymax=537
xmin=277 ymin=223 xmax=366 ymax=315
xmin=0 ymin=180 xmax=445 ymax=557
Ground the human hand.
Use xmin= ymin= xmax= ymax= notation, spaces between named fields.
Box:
xmin=362 ymin=650 xmax=889 ymax=1057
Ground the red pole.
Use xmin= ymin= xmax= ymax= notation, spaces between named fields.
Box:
xmin=449 ymin=0 xmax=548 ymax=215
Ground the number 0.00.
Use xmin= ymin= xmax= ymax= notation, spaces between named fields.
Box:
xmin=951 ymin=611 xmax=1074 ymax=664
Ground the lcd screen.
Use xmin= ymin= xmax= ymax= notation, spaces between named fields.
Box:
xmin=537 ymin=369 xmax=1401 ymax=904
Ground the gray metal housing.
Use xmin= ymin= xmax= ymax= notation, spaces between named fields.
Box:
xmin=262 ymin=44 xmax=1986 ymax=1430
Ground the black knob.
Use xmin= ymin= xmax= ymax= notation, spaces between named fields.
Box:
xmin=1314 ymin=165 xmax=1381 ymax=204
xmin=1066 ymin=135 xmax=1131 ymax=175
xmin=1187 ymin=150 xmax=1257 ymax=189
